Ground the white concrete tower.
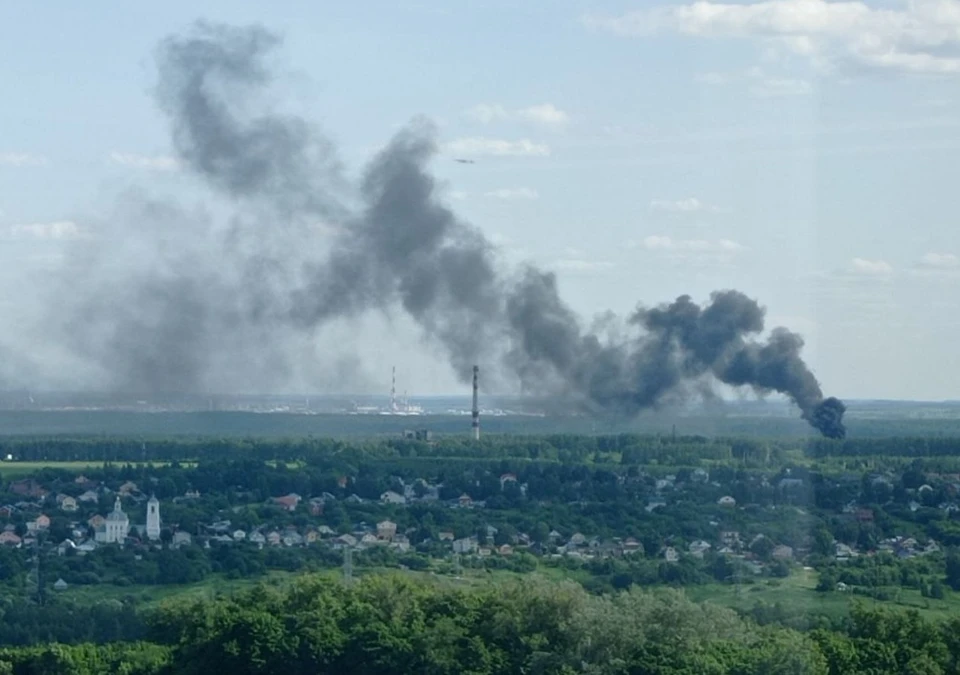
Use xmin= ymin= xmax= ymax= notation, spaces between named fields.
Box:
xmin=146 ymin=494 xmax=161 ymax=541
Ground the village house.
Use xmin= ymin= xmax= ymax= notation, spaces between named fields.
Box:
xmin=835 ymin=542 xmax=857 ymax=560
xmin=720 ymin=531 xmax=742 ymax=548
xmin=500 ymin=473 xmax=518 ymax=489
xmin=77 ymin=490 xmax=99 ymax=504
xmin=718 ymin=496 xmax=737 ymax=507
xmin=26 ymin=514 xmax=50 ymax=532
xmin=457 ymin=494 xmax=474 ymax=509
xmin=282 ymin=532 xmax=304 ymax=547
xmin=272 ymin=494 xmax=301 ymax=512
xmin=332 ymin=534 xmax=357 ymax=549
xmin=452 ymin=537 xmax=477 ymax=555
xmin=772 ymin=545 xmax=794 ymax=560
xmin=622 ymin=538 xmax=644 ymax=555
xmin=0 ymin=531 xmax=21 ymax=547
xmin=247 ymin=531 xmax=266 ymax=546
xmin=58 ymin=495 xmax=78 ymax=513
xmin=377 ymin=520 xmax=397 ymax=540
xmin=391 ymin=534 xmax=411 ymax=553
xmin=77 ymin=539 xmax=98 ymax=554
xmin=663 ymin=546 xmax=679 ymax=562
xmin=689 ymin=540 xmax=712 ymax=558
xmin=360 ymin=533 xmax=379 ymax=547
xmin=266 ymin=531 xmax=282 ymax=546
xmin=9 ymin=479 xmax=46 ymax=499
xmin=438 ymin=531 xmax=455 ymax=541
xmin=380 ymin=491 xmax=406 ymax=505
xmin=167 ymin=531 xmax=190 ymax=548
xmin=308 ymin=498 xmax=324 ymax=516
xmin=118 ymin=481 xmax=138 ymax=496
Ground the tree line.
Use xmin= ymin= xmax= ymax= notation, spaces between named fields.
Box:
xmin=2 ymin=573 xmax=960 ymax=674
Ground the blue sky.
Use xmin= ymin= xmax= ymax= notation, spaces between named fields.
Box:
xmin=2 ymin=0 xmax=960 ymax=399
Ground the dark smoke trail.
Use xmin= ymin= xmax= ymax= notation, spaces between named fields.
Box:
xmin=20 ymin=21 xmax=845 ymax=437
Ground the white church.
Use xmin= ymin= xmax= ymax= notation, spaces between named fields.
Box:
xmin=94 ymin=495 xmax=161 ymax=544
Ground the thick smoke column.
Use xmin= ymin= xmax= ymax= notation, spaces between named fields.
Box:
xmin=14 ymin=21 xmax=845 ymax=438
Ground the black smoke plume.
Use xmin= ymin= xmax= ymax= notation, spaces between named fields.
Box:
xmin=14 ymin=22 xmax=845 ymax=438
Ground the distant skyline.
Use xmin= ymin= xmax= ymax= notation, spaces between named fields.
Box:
xmin=1 ymin=1 xmax=959 ymax=400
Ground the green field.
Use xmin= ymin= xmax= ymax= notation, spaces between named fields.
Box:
xmin=687 ymin=567 xmax=960 ymax=622
xmin=25 ymin=560 xmax=960 ymax=626
xmin=0 ymin=461 xmax=185 ymax=477
xmin=45 ymin=570 xmax=295 ymax=608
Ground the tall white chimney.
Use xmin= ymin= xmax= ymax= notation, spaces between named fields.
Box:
xmin=471 ymin=365 xmax=480 ymax=441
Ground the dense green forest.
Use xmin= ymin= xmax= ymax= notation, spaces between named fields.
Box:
xmin=2 ymin=574 xmax=960 ymax=674
xmin=8 ymin=431 xmax=960 ymax=465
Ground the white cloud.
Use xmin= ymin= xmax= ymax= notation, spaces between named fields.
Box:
xmin=448 ymin=190 xmax=469 ymax=200
xmin=443 ymin=137 xmax=550 ymax=157
xmin=583 ymin=0 xmax=960 ymax=76
xmin=851 ymin=257 xmax=893 ymax=274
xmin=109 ymin=152 xmax=179 ymax=171
xmin=4 ymin=221 xmax=84 ymax=240
xmin=649 ymin=197 xmax=722 ymax=213
xmin=635 ymin=235 xmax=744 ymax=252
xmin=920 ymin=252 xmax=959 ymax=268
xmin=465 ymin=104 xmax=510 ymax=124
xmin=465 ymin=103 xmax=570 ymax=129
xmin=484 ymin=187 xmax=540 ymax=200
xmin=516 ymin=104 xmax=570 ymax=128
xmin=0 ymin=152 xmax=47 ymax=167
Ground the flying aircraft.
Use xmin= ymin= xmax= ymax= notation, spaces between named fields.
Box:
xmin=454 ymin=158 xmax=475 ymax=164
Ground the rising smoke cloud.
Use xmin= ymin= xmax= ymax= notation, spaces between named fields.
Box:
xmin=4 ymin=21 xmax=845 ymax=438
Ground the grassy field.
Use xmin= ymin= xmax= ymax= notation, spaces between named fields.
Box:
xmin=49 ymin=570 xmax=296 ymax=608
xmin=27 ymin=562 xmax=960 ymax=626
xmin=0 ymin=461 xmax=113 ymax=477
xmin=0 ymin=460 xmax=192 ymax=477
xmin=686 ymin=566 xmax=960 ymax=622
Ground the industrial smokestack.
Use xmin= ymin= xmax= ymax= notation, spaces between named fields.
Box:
xmin=390 ymin=365 xmax=396 ymax=413
xmin=472 ymin=365 xmax=480 ymax=441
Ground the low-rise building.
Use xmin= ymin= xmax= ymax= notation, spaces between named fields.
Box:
xmin=377 ymin=520 xmax=397 ymax=540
